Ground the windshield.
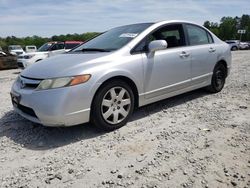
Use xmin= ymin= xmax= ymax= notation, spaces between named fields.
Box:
xmin=73 ymin=23 xmax=153 ymax=52
xmin=38 ymin=43 xmax=53 ymax=52
xmin=9 ymin=45 xmax=22 ymax=50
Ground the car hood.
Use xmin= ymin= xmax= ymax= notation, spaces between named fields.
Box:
xmin=20 ymin=51 xmax=48 ymax=57
xmin=21 ymin=52 xmax=112 ymax=79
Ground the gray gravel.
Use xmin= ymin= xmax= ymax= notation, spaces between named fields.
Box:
xmin=0 ymin=51 xmax=249 ymax=188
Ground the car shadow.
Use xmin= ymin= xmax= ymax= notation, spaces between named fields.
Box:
xmin=130 ymin=88 xmax=209 ymax=122
xmin=0 ymin=88 xmax=209 ymax=151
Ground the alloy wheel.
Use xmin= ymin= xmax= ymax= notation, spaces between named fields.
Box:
xmin=101 ymin=87 xmax=131 ymax=124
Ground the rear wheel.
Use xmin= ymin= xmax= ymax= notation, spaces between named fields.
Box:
xmin=91 ymin=80 xmax=134 ymax=131
xmin=206 ymin=63 xmax=227 ymax=93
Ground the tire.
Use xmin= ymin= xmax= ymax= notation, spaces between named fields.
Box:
xmin=231 ymin=46 xmax=238 ymax=51
xmin=91 ymin=79 xmax=135 ymax=131
xmin=206 ymin=63 xmax=227 ymax=93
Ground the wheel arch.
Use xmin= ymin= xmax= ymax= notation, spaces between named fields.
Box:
xmin=91 ymin=75 xmax=140 ymax=109
xmin=215 ymin=59 xmax=228 ymax=77
xmin=35 ymin=59 xmax=43 ymax=62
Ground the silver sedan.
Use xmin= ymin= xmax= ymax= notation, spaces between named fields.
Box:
xmin=11 ymin=20 xmax=231 ymax=131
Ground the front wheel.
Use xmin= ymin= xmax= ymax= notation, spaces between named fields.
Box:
xmin=206 ymin=64 xmax=227 ymax=93
xmin=91 ymin=80 xmax=134 ymax=131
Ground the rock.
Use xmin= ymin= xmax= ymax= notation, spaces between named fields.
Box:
xmin=128 ymin=164 xmax=134 ymax=168
xmin=231 ymin=124 xmax=237 ymax=128
xmin=117 ymin=174 xmax=123 ymax=179
xmin=188 ymin=158 xmax=196 ymax=163
xmin=45 ymin=179 xmax=51 ymax=184
xmin=87 ymin=168 xmax=92 ymax=172
xmin=111 ymin=169 xmax=118 ymax=174
xmin=68 ymin=169 xmax=74 ymax=174
xmin=201 ymin=180 xmax=206 ymax=184
xmin=55 ymin=174 xmax=62 ymax=180
xmin=239 ymin=105 xmax=247 ymax=109
xmin=233 ymin=174 xmax=238 ymax=178
xmin=136 ymin=154 xmax=146 ymax=162
xmin=231 ymin=181 xmax=237 ymax=186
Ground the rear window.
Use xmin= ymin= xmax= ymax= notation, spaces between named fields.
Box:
xmin=65 ymin=43 xmax=81 ymax=49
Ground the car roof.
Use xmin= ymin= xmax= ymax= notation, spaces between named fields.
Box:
xmin=64 ymin=41 xmax=83 ymax=44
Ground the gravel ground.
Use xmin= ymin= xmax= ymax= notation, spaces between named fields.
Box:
xmin=0 ymin=51 xmax=249 ymax=188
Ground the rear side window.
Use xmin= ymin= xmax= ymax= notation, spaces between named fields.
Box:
xmin=186 ymin=24 xmax=213 ymax=45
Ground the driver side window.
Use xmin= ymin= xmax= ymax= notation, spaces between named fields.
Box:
xmin=51 ymin=43 xmax=65 ymax=51
xmin=132 ymin=24 xmax=186 ymax=53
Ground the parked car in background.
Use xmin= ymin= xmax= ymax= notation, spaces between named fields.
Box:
xmin=17 ymin=41 xmax=83 ymax=69
xmin=0 ymin=46 xmax=6 ymax=56
xmin=25 ymin=45 xmax=37 ymax=53
xmin=0 ymin=52 xmax=17 ymax=70
xmin=11 ymin=20 xmax=231 ymax=130
xmin=225 ymin=40 xmax=240 ymax=51
xmin=8 ymin=45 xmax=25 ymax=55
xmin=239 ymin=42 xmax=249 ymax=50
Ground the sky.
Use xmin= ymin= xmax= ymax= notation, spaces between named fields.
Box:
xmin=0 ymin=0 xmax=249 ymax=37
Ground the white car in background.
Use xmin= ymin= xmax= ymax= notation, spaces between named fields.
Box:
xmin=8 ymin=45 xmax=25 ymax=55
xmin=17 ymin=41 xmax=83 ymax=69
xmin=25 ymin=45 xmax=37 ymax=53
xmin=239 ymin=42 xmax=249 ymax=50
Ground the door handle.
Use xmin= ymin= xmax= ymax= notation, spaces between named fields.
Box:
xmin=208 ymin=47 xmax=216 ymax=53
xmin=179 ymin=51 xmax=190 ymax=58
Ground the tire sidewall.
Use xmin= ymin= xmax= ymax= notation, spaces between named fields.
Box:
xmin=211 ymin=64 xmax=227 ymax=92
xmin=91 ymin=80 xmax=134 ymax=131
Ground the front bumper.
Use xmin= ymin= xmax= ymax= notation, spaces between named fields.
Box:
xmin=11 ymin=79 xmax=93 ymax=127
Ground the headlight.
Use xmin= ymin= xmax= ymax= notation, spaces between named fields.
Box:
xmin=36 ymin=74 xmax=91 ymax=90
xmin=24 ymin=54 xmax=35 ymax=59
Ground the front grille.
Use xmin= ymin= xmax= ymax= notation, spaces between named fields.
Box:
xmin=17 ymin=62 xmax=24 ymax=68
xmin=19 ymin=76 xmax=42 ymax=89
xmin=12 ymin=101 xmax=38 ymax=118
xmin=25 ymin=83 xmax=39 ymax=88
xmin=16 ymin=52 xmax=23 ymax=55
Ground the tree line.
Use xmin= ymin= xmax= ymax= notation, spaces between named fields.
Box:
xmin=0 ymin=32 xmax=100 ymax=51
xmin=203 ymin=14 xmax=250 ymax=41
xmin=0 ymin=14 xmax=249 ymax=51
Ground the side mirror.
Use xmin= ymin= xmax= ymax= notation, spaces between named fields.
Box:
xmin=148 ymin=40 xmax=167 ymax=52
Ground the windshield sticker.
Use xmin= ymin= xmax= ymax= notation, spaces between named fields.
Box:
xmin=119 ymin=33 xmax=138 ymax=38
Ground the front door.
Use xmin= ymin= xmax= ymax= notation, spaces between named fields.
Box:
xmin=140 ymin=24 xmax=192 ymax=99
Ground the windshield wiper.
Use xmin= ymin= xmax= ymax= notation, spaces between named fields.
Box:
xmin=81 ymin=48 xmax=111 ymax=52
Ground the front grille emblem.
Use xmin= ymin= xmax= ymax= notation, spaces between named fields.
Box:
xmin=20 ymin=79 xmax=25 ymax=89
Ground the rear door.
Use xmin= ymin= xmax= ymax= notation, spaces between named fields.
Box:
xmin=184 ymin=24 xmax=217 ymax=84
